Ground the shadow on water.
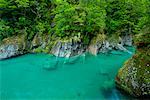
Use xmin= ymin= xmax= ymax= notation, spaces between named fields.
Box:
xmin=101 ymin=87 xmax=128 ymax=100
xmin=100 ymin=78 xmax=132 ymax=100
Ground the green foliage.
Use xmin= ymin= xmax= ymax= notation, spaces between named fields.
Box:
xmin=53 ymin=0 xmax=106 ymax=44
xmin=106 ymin=0 xmax=148 ymax=35
xmin=0 ymin=19 xmax=14 ymax=41
xmin=0 ymin=0 xmax=52 ymax=41
xmin=0 ymin=0 xmax=149 ymax=45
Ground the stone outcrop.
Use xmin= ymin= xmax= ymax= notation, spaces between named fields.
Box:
xmin=31 ymin=34 xmax=49 ymax=53
xmin=121 ymin=34 xmax=132 ymax=46
xmin=88 ymin=41 xmax=111 ymax=55
xmin=0 ymin=35 xmax=29 ymax=60
xmin=115 ymin=32 xmax=150 ymax=97
xmin=51 ymin=41 xmax=85 ymax=57
xmin=88 ymin=34 xmax=133 ymax=55
xmin=0 ymin=44 xmax=22 ymax=60
xmin=88 ymin=34 xmax=110 ymax=55
xmin=0 ymin=33 xmax=133 ymax=59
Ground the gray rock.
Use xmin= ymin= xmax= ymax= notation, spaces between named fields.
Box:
xmin=51 ymin=42 xmax=62 ymax=57
xmin=88 ymin=44 xmax=98 ymax=55
xmin=121 ymin=34 xmax=132 ymax=46
xmin=88 ymin=41 xmax=113 ymax=55
xmin=51 ymin=41 xmax=84 ymax=57
xmin=0 ymin=44 xmax=21 ymax=60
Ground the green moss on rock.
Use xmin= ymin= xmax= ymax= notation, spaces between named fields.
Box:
xmin=116 ymin=32 xmax=150 ymax=97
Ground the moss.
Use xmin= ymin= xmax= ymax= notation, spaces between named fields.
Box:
xmin=1 ymin=35 xmax=25 ymax=45
xmin=0 ymin=34 xmax=31 ymax=52
xmin=33 ymin=47 xmax=43 ymax=53
xmin=134 ymin=32 xmax=150 ymax=48
xmin=116 ymin=31 xmax=150 ymax=97
xmin=108 ymin=33 xmax=120 ymax=44
xmin=116 ymin=49 xmax=150 ymax=96
xmin=43 ymin=46 xmax=50 ymax=53
xmin=90 ymin=34 xmax=106 ymax=45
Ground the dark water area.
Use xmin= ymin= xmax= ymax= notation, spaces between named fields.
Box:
xmin=0 ymin=47 xmax=135 ymax=100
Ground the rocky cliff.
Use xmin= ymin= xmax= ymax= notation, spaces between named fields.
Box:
xmin=0 ymin=35 xmax=30 ymax=60
xmin=0 ymin=33 xmax=132 ymax=60
xmin=116 ymin=32 xmax=150 ymax=97
xmin=88 ymin=34 xmax=132 ymax=55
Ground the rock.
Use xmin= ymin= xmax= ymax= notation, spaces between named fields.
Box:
xmin=117 ymin=44 xmax=132 ymax=54
xmin=121 ymin=34 xmax=132 ymax=46
xmin=51 ymin=41 xmax=85 ymax=57
xmin=116 ymin=33 xmax=150 ymax=97
xmin=0 ymin=33 xmax=133 ymax=59
xmin=88 ymin=45 xmax=98 ymax=55
xmin=32 ymin=34 xmax=42 ymax=48
xmin=88 ymin=34 xmax=111 ymax=55
xmin=99 ymin=41 xmax=112 ymax=53
xmin=0 ymin=35 xmax=27 ymax=60
xmin=88 ymin=40 xmax=114 ymax=55
xmin=31 ymin=34 xmax=49 ymax=53
xmin=51 ymin=41 xmax=62 ymax=57
xmin=64 ymin=53 xmax=85 ymax=64
xmin=88 ymin=34 xmax=133 ymax=55
xmin=0 ymin=44 xmax=19 ymax=59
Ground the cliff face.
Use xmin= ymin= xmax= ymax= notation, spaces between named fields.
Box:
xmin=0 ymin=35 xmax=30 ymax=59
xmin=0 ymin=33 xmax=133 ymax=60
xmin=116 ymin=32 xmax=150 ymax=97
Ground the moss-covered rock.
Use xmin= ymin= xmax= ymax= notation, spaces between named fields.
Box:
xmin=0 ymin=35 xmax=30 ymax=60
xmin=31 ymin=34 xmax=51 ymax=53
xmin=88 ymin=33 xmax=133 ymax=55
xmin=116 ymin=32 xmax=150 ymax=97
xmin=88 ymin=34 xmax=107 ymax=55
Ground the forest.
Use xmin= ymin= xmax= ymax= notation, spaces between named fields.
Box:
xmin=0 ymin=0 xmax=149 ymax=42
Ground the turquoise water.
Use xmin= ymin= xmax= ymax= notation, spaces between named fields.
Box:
xmin=0 ymin=47 xmax=135 ymax=100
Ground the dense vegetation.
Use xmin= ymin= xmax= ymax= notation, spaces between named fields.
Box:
xmin=0 ymin=0 xmax=149 ymax=43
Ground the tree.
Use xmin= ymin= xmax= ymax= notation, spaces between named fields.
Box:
xmin=105 ymin=0 xmax=148 ymax=35
xmin=53 ymin=0 xmax=106 ymax=44
xmin=0 ymin=0 xmax=52 ymax=41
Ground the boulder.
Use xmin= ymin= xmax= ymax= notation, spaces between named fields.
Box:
xmin=0 ymin=35 xmax=28 ymax=60
xmin=116 ymin=33 xmax=150 ymax=97
xmin=121 ymin=34 xmax=132 ymax=46
xmin=51 ymin=41 xmax=85 ymax=57
xmin=0 ymin=44 xmax=20 ymax=59
xmin=31 ymin=34 xmax=49 ymax=53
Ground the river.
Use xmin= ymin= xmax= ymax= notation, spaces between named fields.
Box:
xmin=0 ymin=47 xmax=135 ymax=99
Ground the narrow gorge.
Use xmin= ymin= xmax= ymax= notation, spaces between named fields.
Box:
xmin=0 ymin=0 xmax=149 ymax=99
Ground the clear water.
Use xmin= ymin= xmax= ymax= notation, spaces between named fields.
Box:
xmin=0 ymin=47 xmax=135 ymax=100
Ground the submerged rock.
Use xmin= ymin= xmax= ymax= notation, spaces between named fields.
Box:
xmin=64 ymin=53 xmax=85 ymax=64
xmin=43 ymin=61 xmax=58 ymax=71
